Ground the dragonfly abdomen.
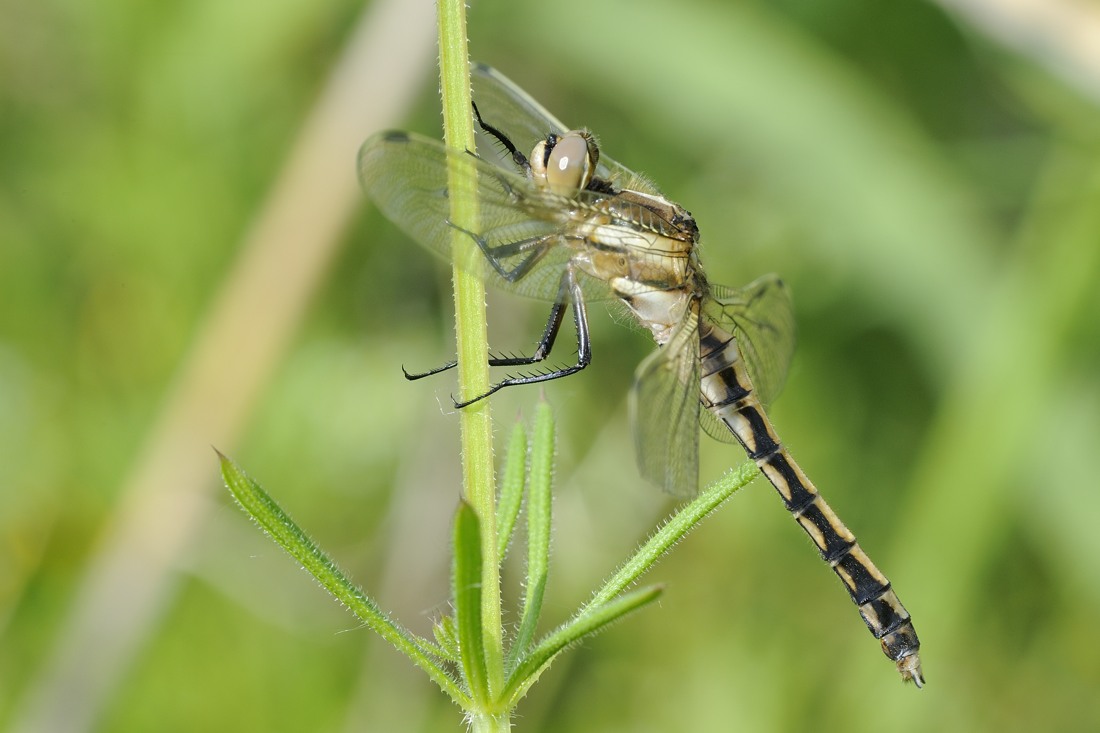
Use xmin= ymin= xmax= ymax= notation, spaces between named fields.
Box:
xmin=698 ymin=327 xmax=924 ymax=687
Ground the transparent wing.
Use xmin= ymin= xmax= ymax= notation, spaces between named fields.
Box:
xmin=628 ymin=311 xmax=702 ymax=496
xmin=704 ymin=274 xmax=796 ymax=407
xmin=359 ymin=129 xmax=608 ymax=301
xmin=471 ymin=63 xmax=663 ymax=196
xmin=699 ymin=404 xmax=740 ymax=444
xmin=360 ymin=127 xmax=688 ymax=302
xmin=470 ymin=63 xmax=567 ymax=164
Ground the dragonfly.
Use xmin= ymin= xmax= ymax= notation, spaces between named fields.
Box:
xmin=358 ymin=62 xmax=923 ymax=687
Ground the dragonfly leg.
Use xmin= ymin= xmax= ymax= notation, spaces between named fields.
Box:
xmin=445 ymin=220 xmax=554 ymax=283
xmin=453 ymin=267 xmax=590 ymax=408
xmin=402 ymin=361 xmax=458 ymax=381
xmin=472 ymin=101 xmax=532 ymax=176
xmin=402 ymin=296 xmax=566 ymax=380
xmin=403 ymin=256 xmax=574 ymax=380
xmin=404 ymin=224 xmax=562 ymax=381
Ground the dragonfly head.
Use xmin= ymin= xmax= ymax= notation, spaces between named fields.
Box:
xmin=531 ymin=130 xmax=599 ymax=196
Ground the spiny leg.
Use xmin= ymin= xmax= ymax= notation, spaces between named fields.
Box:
xmin=400 ymin=223 xmax=579 ymax=387
xmin=443 ymin=221 xmax=555 ymax=284
xmin=402 ymin=360 xmax=458 ymax=381
xmin=472 ymin=101 xmax=532 ymax=176
xmin=453 ymin=267 xmax=590 ymax=408
xmin=402 ymin=224 xmax=560 ymax=380
xmin=402 ymin=281 xmax=569 ymax=380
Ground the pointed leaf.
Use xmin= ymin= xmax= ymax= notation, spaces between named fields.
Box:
xmin=588 ymin=460 xmax=758 ymax=609
xmin=217 ymin=451 xmax=469 ymax=707
xmin=433 ymin=615 xmax=462 ymax=664
xmin=496 ymin=419 xmax=528 ymax=559
xmin=505 ymin=585 xmax=664 ymax=705
xmin=453 ymin=501 xmax=489 ymax=703
xmin=507 ymin=401 xmax=554 ymax=669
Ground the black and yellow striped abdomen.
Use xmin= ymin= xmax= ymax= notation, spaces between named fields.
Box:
xmin=698 ymin=321 xmax=924 ymax=686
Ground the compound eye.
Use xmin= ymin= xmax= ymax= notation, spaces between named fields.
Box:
xmin=544 ymin=132 xmax=594 ymax=193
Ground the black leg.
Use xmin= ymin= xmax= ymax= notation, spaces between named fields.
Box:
xmin=453 ymin=267 xmax=590 ymax=408
xmin=473 ymin=101 xmax=532 ymax=176
xmin=402 ymin=291 xmax=567 ymax=380
xmin=402 ymin=267 xmax=572 ymax=380
xmin=444 ymin=220 xmax=554 ymax=283
xmin=402 ymin=361 xmax=458 ymax=380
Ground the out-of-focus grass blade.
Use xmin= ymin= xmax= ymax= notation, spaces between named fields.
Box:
xmin=862 ymin=151 xmax=1100 ymax=725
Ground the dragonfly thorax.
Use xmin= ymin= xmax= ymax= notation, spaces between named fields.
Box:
xmin=568 ymin=184 xmax=703 ymax=346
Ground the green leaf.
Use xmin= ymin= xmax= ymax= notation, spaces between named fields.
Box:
xmin=453 ymin=500 xmax=489 ymax=703
xmin=498 ymin=461 xmax=755 ymax=705
xmin=496 ymin=419 xmax=527 ymax=559
xmin=217 ymin=452 xmax=469 ymax=707
xmin=587 ymin=460 xmax=757 ymax=609
xmin=432 ymin=615 xmax=461 ymax=664
xmin=507 ymin=401 xmax=554 ymax=670
xmin=504 ymin=585 xmax=664 ymax=705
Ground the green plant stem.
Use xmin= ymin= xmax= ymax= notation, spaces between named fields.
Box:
xmin=469 ymin=712 xmax=511 ymax=733
xmin=436 ymin=0 xmax=505 ymax=711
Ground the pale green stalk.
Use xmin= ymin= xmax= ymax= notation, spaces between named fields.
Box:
xmin=436 ymin=0 xmax=506 ymax=716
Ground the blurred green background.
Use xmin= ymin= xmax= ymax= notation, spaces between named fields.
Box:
xmin=3 ymin=0 xmax=1099 ymax=730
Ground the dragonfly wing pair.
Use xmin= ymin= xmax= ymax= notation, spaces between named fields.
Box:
xmin=632 ymin=274 xmax=796 ymax=495
xmin=359 ymin=130 xmax=581 ymax=300
xmin=706 ymin=275 xmax=796 ymax=411
xmin=359 ymin=65 xmax=796 ymax=495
